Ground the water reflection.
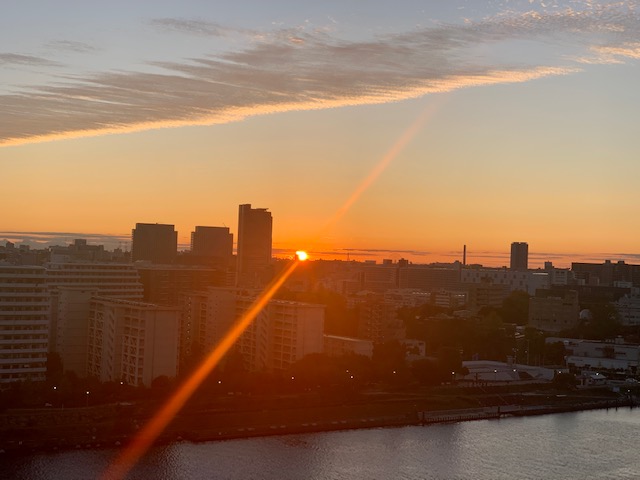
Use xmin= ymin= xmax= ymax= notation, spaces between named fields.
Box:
xmin=3 ymin=409 xmax=640 ymax=480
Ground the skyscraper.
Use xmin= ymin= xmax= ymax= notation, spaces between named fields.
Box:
xmin=510 ymin=242 xmax=529 ymax=271
xmin=190 ymin=226 xmax=233 ymax=267
xmin=131 ymin=223 xmax=177 ymax=264
xmin=236 ymin=204 xmax=272 ymax=286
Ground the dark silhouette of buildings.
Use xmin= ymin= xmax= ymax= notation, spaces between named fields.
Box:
xmin=236 ymin=204 xmax=272 ymax=286
xmin=510 ymin=242 xmax=528 ymax=271
xmin=136 ymin=264 xmax=227 ymax=306
xmin=131 ymin=223 xmax=177 ymax=264
xmin=190 ymin=226 xmax=233 ymax=267
xmin=571 ymin=260 xmax=640 ymax=287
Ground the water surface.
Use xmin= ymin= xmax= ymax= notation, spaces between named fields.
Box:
xmin=3 ymin=408 xmax=639 ymax=480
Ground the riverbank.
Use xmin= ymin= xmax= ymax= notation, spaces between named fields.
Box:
xmin=0 ymin=384 xmax=632 ymax=455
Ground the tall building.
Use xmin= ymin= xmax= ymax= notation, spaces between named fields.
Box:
xmin=131 ymin=223 xmax=177 ymax=264
xmin=87 ymin=297 xmax=180 ymax=386
xmin=135 ymin=264 xmax=226 ymax=306
xmin=236 ymin=204 xmax=272 ymax=287
xmin=55 ymin=287 xmax=96 ymax=377
xmin=0 ymin=266 xmax=49 ymax=384
xmin=181 ymin=287 xmax=324 ymax=373
xmin=46 ymin=262 xmax=144 ymax=361
xmin=190 ymin=226 xmax=233 ymax=267
xmin=510 ymin=242 xmax=529 ymax=271
xmin=46 ymin=262 xmax=144 ymax=300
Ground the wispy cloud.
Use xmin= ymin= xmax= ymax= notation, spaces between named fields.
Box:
xmin=149 ymin=18 xmax=242 ymax=37
xmin=46 ymin=40 xmax=98 ymax=54
xmin=0 ymin=53 xmax=59 ymax=67
xmin=2 ymin=3 xmax=640 ymax=147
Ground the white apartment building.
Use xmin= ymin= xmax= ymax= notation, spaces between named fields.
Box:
xmin=87 ymin=297 xmax=180 ymax=386
xmin=461 ymin=268 xmax=550 ymax=295
xmin=55 ymin=287 xmax=96 ymax=377
xmin=182 ymin=287 xmax=324 ymax=373
xmin=0 ymin=265 xmax=49 ymax=384
xmin=46 ymin=262 xmax=143 ymax=299
xmin=615 ymin=291 xmax=640 ymax=326
xmin=261 ymin=299 xmax=324 ymax=371
xmin=47 ymin=262 xmax=143 ymax=359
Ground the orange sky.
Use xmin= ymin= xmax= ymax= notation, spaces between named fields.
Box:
xmin=1 ymin=2 xmax=639 ymax=269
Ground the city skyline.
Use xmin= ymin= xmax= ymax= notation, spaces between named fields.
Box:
xmin=2 ymin=1 xmax=640 ymax=267
xmin=2 ymin=226 xmax=639 ymax=270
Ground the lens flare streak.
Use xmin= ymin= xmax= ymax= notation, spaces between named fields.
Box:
xmin=101 ymin=258 xmax=301 ymax=480
xmin=102 ymin=96 xmax=445 ymax=480
xmin=319 ymin=98 xmax=446 ymax=239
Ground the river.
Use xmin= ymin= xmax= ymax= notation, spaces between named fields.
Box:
xmin=3 ymin=407 xmax=640 ymax=480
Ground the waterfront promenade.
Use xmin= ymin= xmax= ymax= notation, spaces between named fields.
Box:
xmin=0 ymin=383 xmax=632 ymax=455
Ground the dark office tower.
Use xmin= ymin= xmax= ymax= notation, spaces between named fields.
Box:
xmin=132 ymin=223 xmax=178 ymax=264
xmin=191 ymin=226 xmax=233 ymax=267
xmin=510 ymin=242 xmax=529 ymax=271
xmin=236 ymin=204 xmax=272 ymax=287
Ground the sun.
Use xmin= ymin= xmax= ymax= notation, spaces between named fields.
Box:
xmin=295 ymin=250 xmax=309 ymax=261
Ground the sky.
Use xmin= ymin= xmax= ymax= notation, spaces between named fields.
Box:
xmin=2 ymin=0 xmax=640 ymax=268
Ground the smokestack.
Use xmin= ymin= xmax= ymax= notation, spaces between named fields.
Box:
xmin=463 ymin=245 xmax=466 ymax=266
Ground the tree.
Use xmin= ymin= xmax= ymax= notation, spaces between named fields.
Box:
xmin=46 ymin=352 xmax=63 ymax=383
xmin=544 ymin=341 xmax=566 ymax=366
xmin=290 ymin=353 xmax=341 ymax=388
xmin=411 ymin=358 xmax=445 ymax=386
xmin=372 ymin=340 xmax=407 ymax=381
xmin=500 ymin=290 xmax=530 ymax=325
xmin=553 ymin=372 xmax=577 ymax=390
xmin=150 ymin=375 xmax=173 ymax=399
xmin=437 ymin=346 xmax=462 ymax=374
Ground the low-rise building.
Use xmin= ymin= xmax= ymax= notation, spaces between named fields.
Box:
xmin=615 ymin=290 xmax=640 ymax=326
xmin=324 ymin=335 xmax=374 ymax=358
xmin=528 ymin=290 xmax=580 ymax=332
xmin=563 ymin=338 xmax=640 ymax=372
xmin=461 ymin=268 xmax=550 ymax=295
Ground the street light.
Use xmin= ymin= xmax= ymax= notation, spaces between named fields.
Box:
xmin=86 ymin=390 xmax=90 ymax=407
